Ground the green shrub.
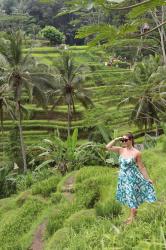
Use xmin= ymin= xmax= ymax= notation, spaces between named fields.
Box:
xmin=46 ymin=203 xmax=79 ymax=236
xmin=16 ymin=191 xmax=31 ymax=207
xmin=0 ymin=198 xmax=44 ymax=249
xmin=88 ymin=129 xmax=106 ymax=143
xmin=112 ymin=60 xmax=131 ymax=68
xmin=113 ymin=221 xmax=157 ymax=249
xmin=0 ymin=163 xmax=17 ymax=198
xmin=16 ymin=172 xmax=33 ymax=191
xmin=6 ymin=126 xmax=23 ymax=169
xmin=64 ymin=209 xmax=96 ymax=233
xmin=75 ymin=166 xmax=114 ymax=184
xmin=45 ymin=218 xmax=114 ymax=250
xmin=41 ymin=26 xmax=65 ymax=45
xmin=75 ymin=142 xmax=108 ymax=166
xmin=45 ymin=217 xmax=162 ymax=250
xmin=139 ymin=204 xmax=166 ymax=223
xmin=16 ymin=168 xmax=54 ymax=192
xmin=95 ymin=199 xmax=122 ymax=218
xmin=32 ymin=175 xmax=61 ymax=197
xmin=46 ymin=209 xmax=64 ymax=236
xmin=46 ymin=227 xmax=72 ymax=250
xmin=75 ymin=178 xmax=101 ymax=208
xmin=51 ymin=192 xmax=63 ymax=204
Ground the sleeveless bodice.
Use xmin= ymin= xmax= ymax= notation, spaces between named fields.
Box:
xmin=119 ymin=155 xmax=138 ymax=172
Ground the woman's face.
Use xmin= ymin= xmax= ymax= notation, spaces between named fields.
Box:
xmin=121 ymin=135 xmax=132 ymax=147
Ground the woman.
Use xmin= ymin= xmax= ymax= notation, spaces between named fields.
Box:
xmin=106 ymin=132 xmax=157 ymax=224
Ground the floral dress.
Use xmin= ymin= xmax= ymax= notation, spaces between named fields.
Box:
xmin=115 ymin=155 xmax=157 ymax=208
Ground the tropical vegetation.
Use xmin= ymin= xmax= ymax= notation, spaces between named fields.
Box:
xmin=0 ymin=0 xmax=166 ymax=249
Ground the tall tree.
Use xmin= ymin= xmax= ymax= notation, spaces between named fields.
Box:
xmin=118 ymin=55 xmax=166 ymax=132
xmin=68 ymin=0 xmax=166 ymax=52
xmin=0 ymin=31 xmax=56 ymax=172
xmin=149 ymin=7 xmax=166 ymax=64
xmin=2 ymin=0 xmax=17 ymax=15
xmin=0 ymin=83 xmax=16 ymax=135
xmin=48 ymin=51 xmax=93 ymax=136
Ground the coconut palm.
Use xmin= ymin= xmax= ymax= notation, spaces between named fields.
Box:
xmin=48 ymin=51 xmax=93 ymax=136
xmin=0 ymin=82 xmax=30 ymax=166
xmin=0 ymin=30 xmax=56 ymax=172
xmin=118 ymin=55 xmax=166 ymax=132
xmin=0 ymin=83 xmax=16 ymax=134
xmin=0 ymin=82 xmax=16 ymax=162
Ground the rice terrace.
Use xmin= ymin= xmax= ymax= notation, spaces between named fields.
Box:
xmin=0 ymin=0 xmax=166 ymax=249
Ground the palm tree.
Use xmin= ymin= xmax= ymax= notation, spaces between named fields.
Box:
xmin=0 ymin=83 xmax=16 ymax=134
xmin=118 ymin=55 xmax=166 ymax=132
xmin=48 ymin=51 xmax=93 ymax=136
xmin=0 ymin=31 xmax=56 ymax=172
xmin=0 ymin=83 xmax=16 ymax=162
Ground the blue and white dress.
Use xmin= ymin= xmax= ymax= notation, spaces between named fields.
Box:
xmin=116 ymin=155 xmax=157 ymax=208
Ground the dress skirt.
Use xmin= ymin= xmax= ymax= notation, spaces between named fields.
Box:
xmin=116 ymin=155 xmax=157 ymax=208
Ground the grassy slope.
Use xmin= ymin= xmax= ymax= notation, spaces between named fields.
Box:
xmin=0 ymin=138 xmax=165 ymax=249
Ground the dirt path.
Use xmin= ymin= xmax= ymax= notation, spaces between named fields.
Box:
xmin=61 ymin=175 xmax=75 ymax=202
xmin=31 ymin=221 xmax=47 ymax=250
xmin=30 ymin=173 xmax=76 ymax=250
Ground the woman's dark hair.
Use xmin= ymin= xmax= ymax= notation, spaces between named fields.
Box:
xmin=125 ymin=132 xmax=135 ymax=146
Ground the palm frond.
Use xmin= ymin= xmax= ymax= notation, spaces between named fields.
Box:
xmin=33 ymin=86 xmax=48 ymax=109
xmin=51 ymin=95 xmax=64 ymax=111
xmin=117 ymin=97 xmax=137 ymax=109
xmin=30 ymin=73 xmax=58 ymax=91
xmin=75 ymin=92 xmax=94 ymax=108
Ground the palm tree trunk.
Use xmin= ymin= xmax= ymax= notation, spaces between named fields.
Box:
xmin=18 ymin=101 xmax=27 ymax=172
xmin=0 ymin=106 xmax=4 ymax=159
xmin=160 ymin=26 xmax=166 ymax=65
xmin=145 ymin=122 xmax=147 ymax=133
xmin=161 ymin=6 xmax=166 ymax=64
xmin=155 ymin=121 xmax=160 ymax=137
xmin=67 ymin=104 xmax=71 ymax=137
xmin=151 ymin=8 xmax=166 ymax=65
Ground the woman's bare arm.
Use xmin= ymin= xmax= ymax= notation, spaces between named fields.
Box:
xmin=105 ymin=137 xmax=123 ymax=154
xmin=136 ymin=152 xmax=153 ymax=183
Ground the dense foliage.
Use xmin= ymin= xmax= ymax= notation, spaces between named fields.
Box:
xmin=0 ymin=0 xmax=166 ymax=249
xmin=41 ymin=26 xmax=65 ymax=45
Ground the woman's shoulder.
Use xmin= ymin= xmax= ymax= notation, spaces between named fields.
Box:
xmin=134 ymin=148 xmax=141 ymax=156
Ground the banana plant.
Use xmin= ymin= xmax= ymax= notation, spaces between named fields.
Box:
xmin=28 ymin=128 xmax=79 ymax=174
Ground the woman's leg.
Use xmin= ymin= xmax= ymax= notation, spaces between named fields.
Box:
xmin=130 ymin=207 xmax=137 ymax=219
xmin=124 ymin=207 xmax=137 ymax=224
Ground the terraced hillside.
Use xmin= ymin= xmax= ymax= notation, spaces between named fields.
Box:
xmin=1 ymin=45 xmax=138 ymax=162
xmin=23 ymin=45 xmax=134 ymax=133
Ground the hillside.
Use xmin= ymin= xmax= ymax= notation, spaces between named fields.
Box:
xmin=0 ymin=45 xmax=137 ymax=163
xmin=1 ymin=0 xmax=166 ymax=249
xmin=0 ymin=138 xmax=165 ymax=249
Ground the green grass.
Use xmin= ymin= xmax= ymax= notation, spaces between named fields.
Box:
xmin=23 ymin=47 xmax=60 ymax=53
xmin=0 ymin=197 xmax=45 ymax=250
xmin=0 ymin=140 xmax=165 ymax=249
xmin=32 ymin=53 xmax=59 ymax=58
xmin=45 ymin=141 xmax=165 ymax=249
xmin=32 ymin=175 xmax=62 ymax=197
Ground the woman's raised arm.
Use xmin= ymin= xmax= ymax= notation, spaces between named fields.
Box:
xmin=106 ymin=137 xmax=123 ymax=154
